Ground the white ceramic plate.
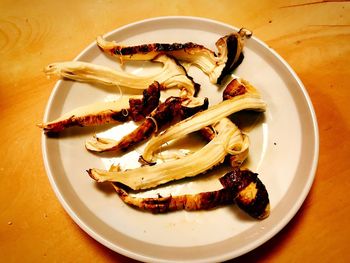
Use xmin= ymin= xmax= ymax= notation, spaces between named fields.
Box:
xmin=42 ymin=17 xmax=319 ymax=262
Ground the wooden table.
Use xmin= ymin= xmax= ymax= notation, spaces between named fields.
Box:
xmin=1 ymin=1 xmax=349 ymax=262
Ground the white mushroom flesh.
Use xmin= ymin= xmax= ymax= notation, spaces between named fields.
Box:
xmin=142 ymin=84 xmax=265 ymax=163
xmin=88 ymin=118 xmax=248 ymax=190
xmin=44 ymin=54 xmax=197 ymax=97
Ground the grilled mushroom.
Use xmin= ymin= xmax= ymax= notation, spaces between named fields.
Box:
xmin=105 ymin=122 xmax=269 ymax=219
xmin=112 ymin=182 xmax=235 ymax=213
xmin=45 ymin=54 xmax=199 ymax=97
xmin=220 ymin=169 xmax=270 ymax=219
xmin=141 ymin=79 xmax=265 ymax=163
xmin=38 ymin=81 xmax=161 ymax=132
xmin=85 ymin=96 xmax=208 ymax=152
xmin=111 ymin=167 xmax=269 ymax=219
xmin=87 ymin=118 xmax=249 ymax=190
xmin=97 ymin=28 xmax=252 ymax=84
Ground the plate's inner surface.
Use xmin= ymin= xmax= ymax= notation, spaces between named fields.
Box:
xmin=43 ymin=17 xmax=316 ymax=261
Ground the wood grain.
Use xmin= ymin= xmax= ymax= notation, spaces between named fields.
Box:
xmin=0 ymin=0 xmax=349 ymax=262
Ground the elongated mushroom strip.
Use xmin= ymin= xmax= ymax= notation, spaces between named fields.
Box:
xmin=38 ymin=81 xmax=161 ymax=132
xmin=142 ymin=79 xmax=265 ymax=163
xmin=97 ymin=28 xmax=252 ymax=84
xmin=111 ymin=168 xmax=269 ymax=219
xmin=87 ymin=118 xmax=248 ymax=190
xmin=45 ymin=54 xmax=199 ymax=97
xmin=112 ymin=183 xmax=234 ymax=213
xmin=220 ymin=169 xmax=270 ymax=219
xmin=86 ymin=96 xmax=209 ymax=152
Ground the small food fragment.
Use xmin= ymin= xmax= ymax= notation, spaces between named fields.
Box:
xmin=41 ymin=27 xmax=271 ymax=220
xmin=87 ymin=118 xmax=249 ymax=190
xmin=220 ymin=169 xmax=270 ymax=219
xmin=97 ymin=28 xmax=252 ymax=84
xmin=111 ymin=168 xmax=269 ymax=219
xmin=85 ymin=96 xmax=208 ymax=152
xmin=142 ymin=79 xmax=265 ymax=163
xmin=223 ymin=78 xmax=250 ymax=100
xmin=44 ymin=54 xmax=199 ymax=97
xmin=38 ymin=81 xmax=161 ymax=132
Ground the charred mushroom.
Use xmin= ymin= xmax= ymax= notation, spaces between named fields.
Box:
xmin=38 ymin=81 xmax=161 ymax=132
xmin=45 ymin=54 xmax=199 ymax=97
xmin=97 ymin=28 xmax=252 ymax=84
xmin=141 ymin=79 xmax=265 ymax=163
xmin=87 ymin=118 xmax=249 ymax=190
xmin=111 ymin=167 xmax=270 ymax=220
xmin=85 ymin=96 xmax=208 ymax=152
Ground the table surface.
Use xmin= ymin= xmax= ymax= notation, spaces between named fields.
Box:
xmin=1 ymin=1 xmax=349 ymax=262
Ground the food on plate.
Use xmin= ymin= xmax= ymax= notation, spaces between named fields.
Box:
xmin=87 ymin=118 xmax=249 ymax=190
xmin=86 ymin=96 xmax=208 ymax=152
xmin=97 ymin=28 xmax=252 ymax=84
xmin=223 ymin=78 xmax=251 ymax=100
xmin=112 ymin=181 xmax=234 ymax=213
xmin=37 ymin=81 xmax=161 ymax=132
xmin=41 ymin=26 xmax=270 ymax=220
xmin=219 ymin=168 xmax=270 ymax=219
xmin=199 ymin=125 xmax=248 ymax=168
xmin=45 ymin=54 xmax=199 ymax=97
xmin=112 ymin=168 xmax=269 ymax=219
xmin=141 ymin=78 xmax=265 ymax=163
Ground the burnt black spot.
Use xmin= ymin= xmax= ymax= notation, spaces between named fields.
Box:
xmin=155 ymin=43 xmax=172 ymax=51
xmin=111 ymin=110 xmax=130 ymax=122
xmin=181 ymin=97 xmax=209 ymax=119
xmin=220 ymin=168 xmax=256 ymax=193
xmin=138 ymin=44 xmax=152 ymax=53
xmin=129 ymin=82 xmax=161 ymax=121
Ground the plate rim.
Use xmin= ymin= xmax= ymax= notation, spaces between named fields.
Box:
xmin=41 ymin=16 xmax=319 ymax=262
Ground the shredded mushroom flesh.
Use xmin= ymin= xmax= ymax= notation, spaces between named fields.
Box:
xmin=142 ymin=80 xmax=265 ymax=163
xmin=87 ymin=118 xmax=248 ymax=190
xmin=44 ymin=54 xmax=199 ymax=97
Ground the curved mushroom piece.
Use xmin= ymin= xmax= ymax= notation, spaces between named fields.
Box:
xmin=38 ymin=81 xmax=161 ymax=133
xmin=44 ymin=54 xmax=199 ymax=97
xmin=220 ymin=169 xmax=270 ymax=219
xmin=199 ymin=125 xmax=248 ymax=168
xmin=87 ymin=118 xmax=249 ymax=190
xmin=97 ymin=29 xmax=252 ymax=84
xmin=111 ymin=168 xmax=269 ymax=219
xmin=85 ymin=96 xmax=209 ymax=152
xmin=141 ymin=79 xmax=265 ymax=163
